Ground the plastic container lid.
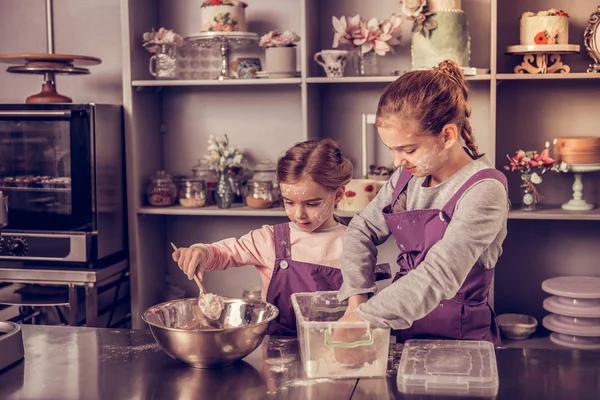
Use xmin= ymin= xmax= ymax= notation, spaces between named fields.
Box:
xmin=397 ymin=339 xmax=499 ymax=397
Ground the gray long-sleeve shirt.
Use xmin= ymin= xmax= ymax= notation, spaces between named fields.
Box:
xmin=338 ymin=155 xmax=508 ymax=330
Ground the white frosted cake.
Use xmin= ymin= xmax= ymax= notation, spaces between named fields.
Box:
xmin=406 ymin=0 xmax=471 ymax=69
xmin=520 ymin=10 xmax=569 ymax=45
xmin=200 ymin=0 xmax=247 ymax=32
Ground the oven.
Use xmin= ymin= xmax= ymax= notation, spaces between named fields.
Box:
xmin=0 ymin=104 xmax=126 ymax=266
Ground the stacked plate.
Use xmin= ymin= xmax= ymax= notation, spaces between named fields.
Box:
xmin=542 ymin=276 xmax=600 ymax=350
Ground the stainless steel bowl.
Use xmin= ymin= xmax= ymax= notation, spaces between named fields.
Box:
xmin=142 ymin=297 xmax=278 ymax=368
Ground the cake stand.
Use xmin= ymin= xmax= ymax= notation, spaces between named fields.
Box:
xmin=561 ymin=164 xmax=600 ymax=211
xmin=0 ymin=53 xmax=101 ymax=103
xmin=186 ymin=32 xmax=258 ymax=81
xmin=541 ymin=276 xmax=600 ymax=350
xmin=505 ymin=44 xmax=580 ymax=74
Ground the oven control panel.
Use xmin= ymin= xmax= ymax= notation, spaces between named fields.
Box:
xmin=0 ymin=234 xmax=71 ymax=259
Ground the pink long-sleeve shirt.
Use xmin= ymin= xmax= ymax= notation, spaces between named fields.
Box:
xmin=194 ymin=222 xmax=346 ymax=299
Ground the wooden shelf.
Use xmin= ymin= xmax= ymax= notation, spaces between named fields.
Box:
xmin=137 ymin=205 xmax=357 ymax=218
xmin=131 ymin=78 xmax=301 ymax=87
xmin=306 ymin=75 xmax=491 ymax=84
xmin=497 ymin=73 xmax=600 ymax=80
xmin=138 ymin=205 xmax=600 ymax=220
xmin=508 ymin=206 xmax=600 ymax=221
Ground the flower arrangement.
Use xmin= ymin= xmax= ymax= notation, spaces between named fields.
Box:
xmin=201 ymin=0 xmax=248 ymax=8
xmin=142 ymin=27 xmax=184 ymax=53
xmin=400 ymin=0 xmax=437 ymax=38
xmin=204 ymin=134 xmax=244 ymax=173
xmin=259 ymin=31 xmax=300 ymax=48
xmin=332 ymin=14 xmax=402 ymax=56
xmin=504 ymin=141 xmax=568 ymax=211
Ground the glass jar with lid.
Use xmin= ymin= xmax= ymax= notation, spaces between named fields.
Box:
xmin=245 ymin=180 xmax=275 ymax=209
xmin=252 ymin=160 xmax=277 ymax=185
xmin=146 ymin=170 xmax=177 ymax=206
xmin=178 ymin=177 xmax=207 ymax=208
xmin=191 ymin=159 xmax=218 ymax=205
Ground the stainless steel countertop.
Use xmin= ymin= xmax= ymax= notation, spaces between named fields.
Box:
xmin=0 ymin=325 xmax=599 ymax=400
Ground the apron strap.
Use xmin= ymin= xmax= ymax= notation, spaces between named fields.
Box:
xmin=441 ymin=169 xmax=508 ymax=219
xmin=273 ymin=223 xmax=292 ymax=260
xmin=390 ymin=168 xmax=413 ymax=205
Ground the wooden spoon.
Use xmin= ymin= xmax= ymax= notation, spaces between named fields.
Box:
xmin=170 ymin=242 xmax=224 ymax=322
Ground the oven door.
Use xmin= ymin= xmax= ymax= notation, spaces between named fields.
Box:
xmin=0 ymin=107 xmax=93 ymax=232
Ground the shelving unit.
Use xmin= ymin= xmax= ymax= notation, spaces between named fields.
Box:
xmin=121 ymin=0 xmax=600 ymax=329
xmin=132 ymin=78 xmax=302 ymax=87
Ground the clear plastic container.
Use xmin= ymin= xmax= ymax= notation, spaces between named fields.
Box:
xmin=396 ymin=339 xmax=499 ymax=397
xmin=290 ymin=291 xmax=390 ymax=378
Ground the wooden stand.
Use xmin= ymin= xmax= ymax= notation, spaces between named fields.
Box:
xmin=506 ymin=45 xmax=580 ymax=74
xmin=0 ymin=53 xmax=101 ymax=103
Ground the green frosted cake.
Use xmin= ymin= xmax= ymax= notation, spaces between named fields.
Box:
xmin=402 ymin=0 xmax=471 ymax=69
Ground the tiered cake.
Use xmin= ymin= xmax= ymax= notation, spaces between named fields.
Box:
xmin=409 ymin=0 xmax=471 ymax=70
xmin=520 ymin=10 xmax=569 ymax=45
xmin=200 ymin=0 xmax=248 ymax=32
xmin=553 ymin=136 xmax=600 ymax=165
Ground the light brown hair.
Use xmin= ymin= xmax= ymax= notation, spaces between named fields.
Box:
xmin=277 ymin=138 xmax=353 ymax=191
xmin=375 ymin=59 xmax=479 ymax=156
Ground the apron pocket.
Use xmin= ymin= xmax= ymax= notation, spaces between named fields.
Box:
xmin=411 ymin=300 xmax=462 ymax=339
xmin=460 ymin=303 xmax=493 ymax=341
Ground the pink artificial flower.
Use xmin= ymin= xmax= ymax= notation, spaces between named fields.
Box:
xmin=539 ymin=148 xmax=556 ymax=166
xmin=379 ymin=14 xmax=403 ymax=45
xmin=332 ymin=14 xmax=363 ymax=49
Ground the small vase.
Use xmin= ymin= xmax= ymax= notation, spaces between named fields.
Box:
xmin=521 ymin=174 xmax=536 ymax=212
xmin=265 ymin=46 xmax=297 ymax=78
xmin=149 ymin=44 xmax=177 ymax=79
xmin=353 ymin=50 xmax=380 ymax=76
xmin=216 ymin=171 xmax=234 ymax=209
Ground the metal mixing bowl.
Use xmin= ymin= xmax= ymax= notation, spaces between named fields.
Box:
xmin=142 ymin=297 xmax=278 ymax=368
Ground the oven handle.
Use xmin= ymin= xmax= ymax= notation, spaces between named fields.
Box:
xmin=0 ymin=110 xmax=71 ymax=117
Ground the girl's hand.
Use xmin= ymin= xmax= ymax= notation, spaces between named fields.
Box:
xmin=332 ymin=312 xmax=377 ymax=366
xmin=171 ymin=246 xmax=208 ymax=280
xmin=345 ymin=294 xmax=369 ymax=315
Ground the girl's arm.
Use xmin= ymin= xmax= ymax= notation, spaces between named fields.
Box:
xmin=337 ymin=170 xmax=398 ymax=302
xmin=191 ymin=225 xmax=275 ymax=272
xmin=354 ymin=179 xmax=507 ymax=329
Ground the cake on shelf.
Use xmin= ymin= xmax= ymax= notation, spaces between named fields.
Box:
xmin=520 ymin=9 xmax=569 ymax=45
xmin=553 ymin=136 xmax=600 ymax=165
xmin=402 ymin=0 xmax=471 ymax=70
xmin=200 ymin=0 xmax=248 ymax=32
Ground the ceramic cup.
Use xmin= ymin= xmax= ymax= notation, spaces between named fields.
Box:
xmin=337 ymin=179 xmax=380 ymax=211
xmin=314 ymin=50 xmax=349 ymax=78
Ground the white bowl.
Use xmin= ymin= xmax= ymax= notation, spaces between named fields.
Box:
xmin=497 ymin=313 xmax=538 ymax=340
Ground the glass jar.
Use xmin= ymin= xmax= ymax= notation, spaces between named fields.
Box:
xmin=252 ymin=160 xmax=277 ymax=185
xmin=178 ymin=178 xmax=207 ymax=208
xmin=245 ymin=180 xmax=276 ymax=209
xmin=191 ymin=159 xmax=218 ymax=205
xmin=146 ymin=170 xmax=177 ymax=206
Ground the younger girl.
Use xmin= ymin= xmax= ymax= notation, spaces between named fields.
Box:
xmin=172 ymin=139 xmax=352 ymax=335
xmin=337 ymin=60 xmax=509 ymax=346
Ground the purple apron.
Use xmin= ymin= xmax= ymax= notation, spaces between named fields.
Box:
xmin=265 ymin=223 xmax=344 ymax=336
xmin=383 ymin=168 xmax=507 ymax=346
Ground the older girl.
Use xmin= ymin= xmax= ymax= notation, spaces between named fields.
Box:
xmin=338 ymin=60 xmax=509 ymax=346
